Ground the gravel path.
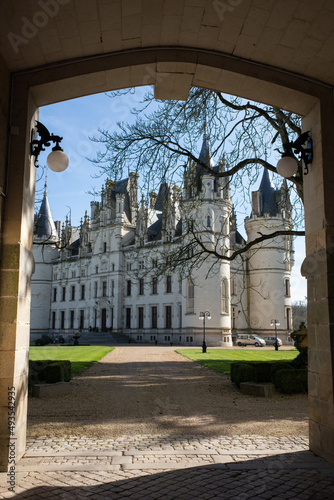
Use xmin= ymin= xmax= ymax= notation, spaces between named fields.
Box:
xmin=27 ymin=346 xmax=308 ymax=439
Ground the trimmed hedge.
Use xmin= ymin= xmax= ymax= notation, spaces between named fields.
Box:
xmin=29 ymin=360 xmax=71 ymax=393
xmin=43 ymin=361 xmax=71 ymax=384
xmin=274 ymin=368 xmax=308 ymax=394
xmin=231 ymin=363 xmax=256 ymax=388
xmin=230 ymin=361 xmax=306 ymax=393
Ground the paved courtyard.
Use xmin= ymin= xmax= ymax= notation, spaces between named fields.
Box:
xmin=1 ymin=434 xmax=334 ymax=499
xmin=1 ymin=346 xmax=334 ymax=498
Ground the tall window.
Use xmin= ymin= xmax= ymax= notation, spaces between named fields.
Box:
xmin=102 ymin=281 xmax=107 ymax=297
xmin=186 ymin=280 xmax=194 ymax=313
xmin=286 ymin=307 xmax=292 ymax=330
xmin=232 ymin=306 xmax=237 ymax=329
xmin=80 ymin=284 xmax=85 ymax=300
xmin=80 ymin=310 xmax=84 ymax=329
xmin=221 ymin=278 xmax=229 ymax=314
xmin=103 ymin=241 xmax=107 ymax=253
xmin=138 ymin=307 xmax=144 ymax=329
xmin=111 ymin=280 xmax=115 ymax=297
xmin=70 ymin=310 xmax=75 ymax=329
xmin=152 ymin=277 xmax=158 ymax=295
xmin=71 ymin=285 xmax=75 ymax=301
xmin=53 ymin=288 xmax=57 ymax=302
xmin=206 ymin=215 xmax=211 ymax=227
xmin=166 ymin=275 xmax=172 ymax=293
xmin=165 ymin=305 xmax=172 ymax=329
xmin=126 ymin=308 xmax=131 ymax=329
xmin=139 ymin=278 xmax=144 ymax=295
xmin=94 ymin=281 xmax=98 ymax=298
xmin=61 ymin=311 xmax=65 ymax=330
xmin=126 ymin=280 xmax=131 ymax=296
xmin=284 ymin=278 xmax=291 ymax=297
xmin=151 ymin=306 xmax=157 ymax=328
xmin=231 ymin=277 xmax=236 ymax=296
xmin=139 ymin=260 xmax=145 ymax=270
xmin=62 ymin=287 xmax=66 ymax=301
xmin=52 ymin=311 xmax=56 ymax=329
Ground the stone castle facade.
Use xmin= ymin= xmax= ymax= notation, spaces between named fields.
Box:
xmin=31 ymin=134 xmax=294 ymax=346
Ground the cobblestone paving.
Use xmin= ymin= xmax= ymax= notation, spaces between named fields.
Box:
xmin=1 ymin=434 xmax=334 ymax=499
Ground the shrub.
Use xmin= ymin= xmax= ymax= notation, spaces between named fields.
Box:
xmin=291 ymin=347 xmax=308 ymax=368
xmin=28 ymin=360 xmax=71 ymax=393
xmin=35 ymin=338 xmax=48 ymax=346
xmin=274 ymin=368 xmax=308 ymax=394
xmin=232 ymin=363 xmax=256 ymax=388
xmin=43 ymin=361 xmax=71 ymax=384
xmin=270 ymin=362 xmax=293 ymax=382
xmin=251 ymin=362 xmax=272 ymax=383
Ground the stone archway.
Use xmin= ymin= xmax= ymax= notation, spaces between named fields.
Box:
xmin=1 ymin=45 xmax=333 ymax=470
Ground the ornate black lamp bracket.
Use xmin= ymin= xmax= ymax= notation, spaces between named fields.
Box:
xmin=30 ymin=121 xmax=63 ymax=167
xmin=289 ymin=131 xmax=313 ymax=175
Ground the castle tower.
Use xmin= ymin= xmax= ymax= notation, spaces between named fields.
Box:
xmin=31 ymin=182 xmax=60 ymax=338
xmin=182 ymin=131 xmax=233 ymax=346
xmin=244 ymin=168 xmax=294 ymax=342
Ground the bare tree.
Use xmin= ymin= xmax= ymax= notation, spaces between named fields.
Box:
xmin=88 ymin=87 xmax=304 ymax=273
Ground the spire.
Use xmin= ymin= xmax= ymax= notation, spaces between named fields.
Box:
xmin=198 ymin=128 xmax=215 ymax=169
xmin=34 ymin=181 xmax=58 ymax=240
xmin=258 ymin=168 xmax=278 ymax=216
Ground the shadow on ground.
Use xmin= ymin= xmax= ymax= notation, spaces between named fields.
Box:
xmin=28 ymin=359 xmax=308 ymax=438
xmin=11 ymin=452 xmax=334 ymax=500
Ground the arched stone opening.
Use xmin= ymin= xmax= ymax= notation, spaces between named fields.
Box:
xmin=1 ymin=46 xmax=333 ymax=469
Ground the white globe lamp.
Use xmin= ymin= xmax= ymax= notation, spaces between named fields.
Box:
xmin=276 ymin=155 xmax=298 ymax=178
xmin=47 ymin=148 xmax=69 ymax=172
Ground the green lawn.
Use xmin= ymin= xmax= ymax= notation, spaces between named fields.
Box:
xmin=175 ymin=349 xmax=298 ymax=375
xmin=29 ymin=346 xmax=114 ymax=375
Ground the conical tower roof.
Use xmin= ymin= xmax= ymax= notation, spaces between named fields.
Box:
xmin=34 ymin=181 xmax=58 ymax=240
xmin=258 ymin=168 xmax=278 ymax=216
xmin=198 ymin=125 xmax=215 ymax=169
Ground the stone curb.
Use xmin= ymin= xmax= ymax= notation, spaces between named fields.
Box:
xmin=23 ymin=451 xmax=123 ymax=457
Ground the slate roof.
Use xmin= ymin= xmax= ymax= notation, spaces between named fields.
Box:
xmin=34 ymin=182 xmax=58 ymax=240
xmin=258 ymin=168 xmax=278 ymax=216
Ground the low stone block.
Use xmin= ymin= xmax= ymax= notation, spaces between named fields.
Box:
xmin=32 ymin=382 xmax=70 ymax=398
xmin=240 ymin=382 xmax=275 ymax=397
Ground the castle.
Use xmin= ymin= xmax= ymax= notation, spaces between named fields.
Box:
xmin=31 ymin=133 xmax=294 ymax=346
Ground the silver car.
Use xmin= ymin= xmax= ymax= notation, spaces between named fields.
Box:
xmin=237 ymin=335 xmax=266 ymax=347
xmin=263 ymin=336 xmax=283 ymax=346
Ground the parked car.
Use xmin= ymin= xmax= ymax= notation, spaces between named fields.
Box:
xmin=236 ymin=334 xmax=266 ymax=347
xmin=263 ymin=336 xmax=283 ymax=347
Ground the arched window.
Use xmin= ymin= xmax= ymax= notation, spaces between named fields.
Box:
xmin=207 ymin=215 xmax=211 ymax=227
xmin=231 ymin=277 xmax=236 ymax=296
xmin=221 ymin=278 xmax=229 ymax=314
xmin=284 ymin=278 xmax=291 ymax=297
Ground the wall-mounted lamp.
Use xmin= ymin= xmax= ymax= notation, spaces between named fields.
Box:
xmin=30 ymin=121 xmax=69 ymax=172
xmin=276 ymin=131 xmax=313 ymax=178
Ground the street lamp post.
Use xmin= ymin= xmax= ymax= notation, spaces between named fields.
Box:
xmin=199 ymin=311 xmax=211 ymax=353
xmin=270 ymin=319 xmax=280 ymax=351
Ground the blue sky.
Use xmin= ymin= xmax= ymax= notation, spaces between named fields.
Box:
xmin=37 ymin=88 xmax=307 ymax=302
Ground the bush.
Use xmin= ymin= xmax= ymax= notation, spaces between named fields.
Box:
xmin=232 ymin=363 xmax=256 ymax=388
xmin=291 ymin=347 xmax=308 ymax=368
xmin=35 ymin=338 xmax=48 ymax=346
xmin=270 ymin=362 xmax=293 ymax=382
xmin=274 ymin=368 xmax=308 ymax=394
xmin=43 ymin=361 xmax=71 ymax=384
xmin=28 ymin=360 xmax=71 ymax=393
xmin=250 ymin=362 xmax=272 ymax=383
